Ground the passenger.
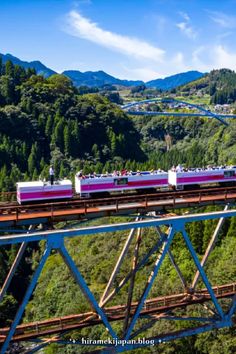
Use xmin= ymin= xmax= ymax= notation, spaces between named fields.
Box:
xmin=49 ymin=165 xmax=54 ymax=185
xmin=171 ymin=165 xmax=176 ymax=172
xmin=176 ymin=164 xmax=183 ymax=173
xmin=77 ymin=170 xmax=83 ymax=178
xmin=137 ymin=170 xmax=141 ymax=176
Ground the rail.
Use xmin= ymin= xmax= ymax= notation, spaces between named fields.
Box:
xmin=0 ymin=185 xmax=235 ymax=210
xmin=0 ymin=186 xmax=236 ymax=224
xmin=0 ymin=186 xmax=236 ymax=214
xmin=0 ymin=282 xmax=235 ymax=343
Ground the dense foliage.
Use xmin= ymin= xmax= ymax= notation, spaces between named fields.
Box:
xmin=177 ymin=68 xmax=236 ymax=104
xmin=0 ymin=60 xmax=236 ymax=354
xmin=1 ymin=61 xmax=236 ymax=192
xmin=0 ymin=59 xmax=143 ymax=190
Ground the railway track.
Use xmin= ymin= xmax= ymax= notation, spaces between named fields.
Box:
xmin=0 ymin=186 xmax=236 ymax=227
xmin=1 ymin=185 xmax=236 ymax=211
xmin=0 ymin=282 xmax=235 ymax=343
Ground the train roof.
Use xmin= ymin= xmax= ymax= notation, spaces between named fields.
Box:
xmin=17 ymin=180 xmax=72 ymax=188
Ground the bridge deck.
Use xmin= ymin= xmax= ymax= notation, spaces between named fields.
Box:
xmin=0 ymin=186 xmax=235 ymax=227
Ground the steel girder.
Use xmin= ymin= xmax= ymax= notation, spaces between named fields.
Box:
xmin=0 ymin=208 xmax=235 ymax=353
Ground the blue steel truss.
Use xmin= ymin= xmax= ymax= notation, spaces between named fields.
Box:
xmin=122 ymin=97 xmax=236 ymax=126
xmin=0 ymin=209 xmax=236 ymax=353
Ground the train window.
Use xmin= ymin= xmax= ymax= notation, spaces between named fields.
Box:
xmin=224 ymin=170 xmax=235 ymax=178
xmin=114 ymin=178 xmax=128 ymax=185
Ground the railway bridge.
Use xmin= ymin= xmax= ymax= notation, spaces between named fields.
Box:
xmin=0 ymin=189 xmax=235 ymax=353
xmin=122 ymin=97 xmax=236 ymax=126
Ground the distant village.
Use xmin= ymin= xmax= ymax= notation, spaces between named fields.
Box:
xmin=126 ymin=101 xmax=234 ymax=114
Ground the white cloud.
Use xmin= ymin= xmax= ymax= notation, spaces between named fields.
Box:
xmin=176 ymin=12 xmax=197 ymax=39
xmin=191 ymin=46 xmax=210 ymax=72
xmin=208 ymin=11 xmax=236 ymax=29
xmin=191 ymin=45 xmax=236 ymax=73
xmin=61 ymin=10 xmax=236 ymax=81
xmin=66 ymin=10 xmax=165 ymax=62
xmin=178 ymin=11 xmax=190 ymax=22
xmin=171 ymin=52 xmax=187 ymax=70
xmin=213 ymin=45 xmax=236 ymax=70
xmin=176 ymin=22 xmax=197 ymax=39
xmin=120 ymin=51 xmax=192 ymax=81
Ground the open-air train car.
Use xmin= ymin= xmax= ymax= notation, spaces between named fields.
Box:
xmin=168 ymin=167 xmax=236 ymax=190
xmin=75 ymin=171 xmax=169 ymax=197
xmin=16 ymin=180 xmax=73 ymax=204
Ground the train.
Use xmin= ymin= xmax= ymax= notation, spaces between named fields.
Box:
xmin=16 ymin=165 xmax=236 ymax=204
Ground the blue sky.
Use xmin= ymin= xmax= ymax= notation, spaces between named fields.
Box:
xmin=1 ymin=0 xmax=236 ymax=81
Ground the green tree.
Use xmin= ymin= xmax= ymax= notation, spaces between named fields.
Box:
xmin=64 ymin=125 xmax=72 ymax=156
xmin=187 ymin=221 xmax=204 ymax=254
xmin=45 ymin=115 xmax=53 ymax=137
xmin=53 ymin=118 xmax=65 ymax=151
xmin=28 ymin=143 xmax=40 ymax=176
xmin=5 ymin=60 xmax=14 ymax=77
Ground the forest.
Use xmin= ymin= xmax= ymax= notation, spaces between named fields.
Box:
xmin=0 ymin=59 xmax=236 ymax=353
xmin=1 ymin=59 xmax=236 ymax=190
xmin=0 ymin=57 xmax=144 ymax=190
xmin=177 ymin=69 xmax=236 ymax=105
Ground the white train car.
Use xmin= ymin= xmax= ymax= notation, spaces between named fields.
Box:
xmin=75 ymin=171 xmax=168 ymax=197
xmin=16 ymin=180 xmax=73 ymax=204
xmin=168 ymin=167 xmax=236 ymax=190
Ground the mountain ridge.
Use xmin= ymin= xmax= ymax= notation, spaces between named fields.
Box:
xmin=146 ymin=70 xmax=204 ymax=90
xmin=0 ymin=53 xmax=56 ymax=78
xmin=0 ymin=52 xmax=204 ymax=90
xmin=62 ymin=69 xmax=144 ymax=88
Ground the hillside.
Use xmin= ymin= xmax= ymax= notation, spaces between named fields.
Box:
xmin=177 ymin=68 xmax=236 ymax=104
xmin=0 ymin=53 xmax=56 ymax=78
xmin=146 ymin=70 xmax=204 ymax=90
xmin=62 ymin=69 xmax=144 ymax=88
xmin=0 ymin=59 xmax=144 ymax=191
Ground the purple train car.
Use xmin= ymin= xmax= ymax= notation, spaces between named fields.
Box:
xmin=16 ymin=180 xmax=73 ymax=204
